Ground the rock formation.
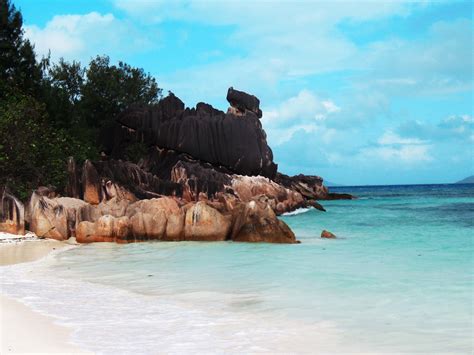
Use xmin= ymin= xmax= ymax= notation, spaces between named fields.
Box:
xmin=231 ymin=199 xmax=296 ymax=243
xmin=27 ymin=191 xmax=87 ymax=240
xmin=101 ymin=89 xmax=277 ymax=179
xmin=0 ymin=186 xmax=25 ymax=235
xmin=6 ymin=87 xmax=352 ymax=244
xmin=321 ymin=230 xmax=337 ymax=239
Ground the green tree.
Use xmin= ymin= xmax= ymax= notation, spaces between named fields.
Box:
xmin=41 ymin=57 xmax=85 ymax=128
xmin=81 ymin=55 xmax=162 ymax=128
xmin=0 ymin=2 xmax=162 ymax=199
xmin=0 ymin=89 xmax=98 ymax=199
xmin=0 ymin=0 xmax=42 ymax=96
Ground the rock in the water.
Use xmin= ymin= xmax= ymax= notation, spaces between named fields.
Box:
xmin=184 ymin=201 xmax=232 ymax=241
xmin=321 ymin=230 xmax=336 ymax=239
xmin=0 ymin=187 xmax=25 ymax=235
xmin=276 ymin=173 xmax=353 ymax=201
xmin=231 ymin=200 xmax=297 ymax=243
xmin=325 ymin=193 xmax=355 ymax=200
xmin=275 ymin=173 xmax=328 ymax=200
xmin=307 ymin=200 xmax=326 ymax=212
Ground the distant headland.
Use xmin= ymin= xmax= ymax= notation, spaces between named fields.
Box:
xmin=455 ymin=175 xmax=474 ymax=184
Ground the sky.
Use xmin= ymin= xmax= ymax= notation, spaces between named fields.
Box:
xmin=15 ymin=0 xmax=473 ymax=185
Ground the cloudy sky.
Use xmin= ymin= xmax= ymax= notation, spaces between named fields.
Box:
xmin=17 ymin=0 xmax=473 ymax=185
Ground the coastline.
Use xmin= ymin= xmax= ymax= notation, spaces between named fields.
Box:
xmin=0 ymin=237 xmax=91 ymax=354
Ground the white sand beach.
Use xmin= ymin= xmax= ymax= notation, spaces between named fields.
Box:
xmin=0 ymin=235 xmax=90 ymax=354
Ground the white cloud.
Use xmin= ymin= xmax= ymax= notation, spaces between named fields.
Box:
xmin=357 ymin=129 xmax=433 ymax=164
xmin=263 ymin=90 xmax=339 ymax=125
xmin=359 ymin=144 xmax=433 ymax=164
xmin=146 ymin=1 xmax=419 ymax=104
xmin=25 ymin=12 xmax=154 ymax=63
xmin=378 ymin=130 xmax=426 ymax=145
xmin=358 ymin=18 xmax=473 ymax=95
xmin=260 ymin=90 xmax=341 ymax=145
xmin=397 ymin=114 xmax=474 ymax=142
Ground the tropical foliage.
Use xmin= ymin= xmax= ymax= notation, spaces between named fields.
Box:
xmin=0 ymin=0 xmax=162 ymax=199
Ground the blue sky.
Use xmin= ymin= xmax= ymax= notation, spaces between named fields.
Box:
xmin=15 ymin=0 xmax=473 ymax=185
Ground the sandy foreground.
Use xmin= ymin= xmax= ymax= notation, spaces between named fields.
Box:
xmin=0 ymin=235 xmax=91 ymax=354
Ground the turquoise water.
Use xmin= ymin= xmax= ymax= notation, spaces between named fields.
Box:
xmin=1 ymin=184 xmax=473 ymax=353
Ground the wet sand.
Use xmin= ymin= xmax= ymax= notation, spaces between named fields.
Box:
xmin=0 ymin=237 xmax=91 ymax=354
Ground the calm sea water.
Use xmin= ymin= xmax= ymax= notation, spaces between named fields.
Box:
xmin=1 ymin=184 xmax=473 ymax=353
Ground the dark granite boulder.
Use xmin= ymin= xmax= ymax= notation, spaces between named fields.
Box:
xmin=226 ymin=87 xmax=262 ymax=118
xmin=275 ymin=173 xmax=353 ymax=200
xmin=101 ymin=89 xmax=277 ymax=179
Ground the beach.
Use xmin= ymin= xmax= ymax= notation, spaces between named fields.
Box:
xmin=0 ymin=237 xmax=89 ymax=354
xmin=0 ymin=184 xmax=472 ymax=354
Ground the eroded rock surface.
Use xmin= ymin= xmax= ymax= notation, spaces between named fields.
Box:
xmin=0 ymin=187 xmax=25 ymax=235
xmin=10 ymin=87 xmax=351 ymax=244
xmin=184 ymin=201 xmax=232 ymax=241
xmin=27 ymin=192 xmax=87 ymax=240
xmin=101 ymin=90 xmax=277 ymax=178
xmin=231 ymin=200 xmax=296 ymax=243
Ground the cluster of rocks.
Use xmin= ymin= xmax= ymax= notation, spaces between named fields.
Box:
xmin=1 ymin=88 xmax=352 ymax=244
xmin=12 ymin=188 xmax=294 ymax=244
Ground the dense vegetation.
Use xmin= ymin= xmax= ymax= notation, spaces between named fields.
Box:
xmin=0 ymin=0 xmax=162 ymax=199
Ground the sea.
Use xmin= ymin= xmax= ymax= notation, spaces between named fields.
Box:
xmin=1 ymin=184 xmax=473 ymax=354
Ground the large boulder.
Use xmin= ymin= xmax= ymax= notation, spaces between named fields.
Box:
xmin=78 ymin=197 xmax=130 ymax=224
xmin=127 ymin=197 xmax=185 ymax=240
xmin=226 ymin=87 xmax=262 ymax=118
xmin=0 ymin=187 xmax=25 ymax=235
xmin=76 ymin=215 xmax=130 ymax=243
xmin=184 ymin=201 xmax=232 ymax=241
xmin=129 ymin=212 xmax=166 ymax=240
xmin=231 ymin=199 xmax=297 ymax=243
xmin=28 ymin=192 xmax=87 ymax=240
xmin=231 ymin=175 xmax=305 ymax=215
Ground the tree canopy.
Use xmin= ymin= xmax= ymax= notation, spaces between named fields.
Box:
xmin=0 ymin=0 xmax=162 ymax=199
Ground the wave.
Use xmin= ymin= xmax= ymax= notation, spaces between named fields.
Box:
xmin=0 ymin=252 xmax=340 ymax=354
xmin=281 ymin=207 xmax=312 ymax=216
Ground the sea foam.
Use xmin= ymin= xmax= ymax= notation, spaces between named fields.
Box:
xmin=281 ymin=207 xmax=312 ymax=216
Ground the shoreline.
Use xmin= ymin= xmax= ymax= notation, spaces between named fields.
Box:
xmin=0 ymin=237 xmax=91 ymax=354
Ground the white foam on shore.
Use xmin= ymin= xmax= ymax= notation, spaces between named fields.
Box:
xmin=0 ymin=231 xmax=37 ymax=243
xmin=282 ymin=207 xmax=312 ymax=216
xmin=0 ymin=251 xmax=342 ymax=354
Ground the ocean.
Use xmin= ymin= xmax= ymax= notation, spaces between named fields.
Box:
xmin=1 ymin=184 xmax=473 ymax=353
